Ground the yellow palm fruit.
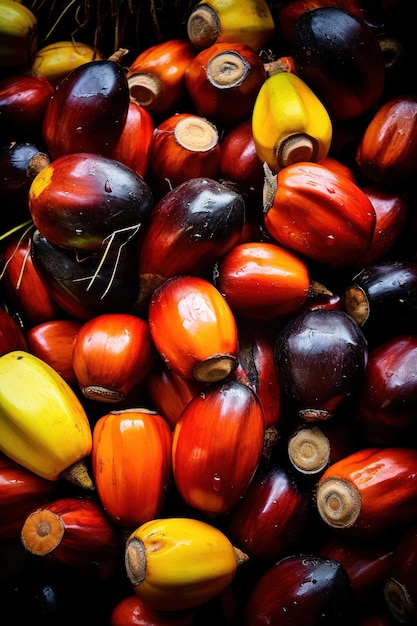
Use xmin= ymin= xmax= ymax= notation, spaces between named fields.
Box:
xmin=252 ymin=71 xmax=333 ymax=172
xmin=0 ymin=350 xmax=93 ymax=489
xmin=0 ymin=0 xmax=38 ymax=72
xmin=187 ymin=0 xmax=275 ymax=51
xmin=125 ymin=517 xmax=248 ymax=611
xmin=32 ymin=41 xmax=105 ymax=87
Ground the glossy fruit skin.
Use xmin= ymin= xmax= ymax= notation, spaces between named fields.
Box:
xmin=127 ymin=39 xmax=196 ymax=119
xmin=110 ymin=595 xmax=196 ymax=626
xmin=251 ymin=70 xmax=332 ymax=172
xmin=226 ymin=463 xmax=310 ymax=562
xmin=28 ymin=152 xmax=153 ymax=252
xmin=274 ymin=0 xmax=363 ymax=43
xmin=290 ymin=7 xmax=385 ymax=120
xmin=1 ymin=229 xmax=64 ymax=328
xmin=91 ymin=409 xmax=172 ymax=527
xmin=319 ymin=534 xmax=395 ymax=596
xmin=0 ymin=142 xmax=49 ymax=225
xmin=0 ymin=453 xmax=57 ymax=542
xmin=184 ymin=42 xmax=266 ymax=125
xmin=0 ymin=73 xmax=54 ymax=140
xmin=125 ymin=517 xmax=240 ymax=611
xmin=231 ymin=322 xmax=281 ymax=429
xmin=135 ymin=177 xmax=245 ymax=308
xmin=21 ymin=496 xmax=120 ymax=572
xmin=356 ymin=95 xmax=417 ymax=185
xmin=355 ymin=184 xmax=409 ymax=266
xmin=26 ymin=319 xmax=81 ymax=388
xmin=343 ymin=260 xmax=417 ymax=342
xmin=30 ymin=229 xmax=140 ymax=322
xmin=317 ymin=447 xmax=417 ymax=537
xmin=0 ymin=307 xmax=28 ymax=355
xmin=218 ymin=118 xmax=263 ymax=198
xmin=0 ymin=0 xmax=39 ymax=72
xmin=263 ymin=162 xmax=376 ymax=269
xmin=384 ymin=522 xmax=417 ymax=624
xmin=172 ymin=380 xmax=264 ymax=513
xmin=0 ymin=350 xmax=92 ymax=484
xmin=274 ymin=308 xmax=368 ymax=421
xmin=148 ymin=113 xmax=221 ymax=194
xmin=146 ymin=362 xmax=206 ymax=430
xmin=111 ymin=101 xmax=154 ymax=177
xmin=148 ymin=275 xmax=239 ymax=383
xmin=243 ymin=554 xmax=353 ymax=625
xmin=215 ymin=241 xmax=310 ymax=321
xmin=42 ymin=59 xmax=129 ymax=160
xmin=72 ymin=313 xmax=158 ymax=403
xmin=355 ymin=335 xmax=417 ymax=446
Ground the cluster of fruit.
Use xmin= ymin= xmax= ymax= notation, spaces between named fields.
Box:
xmin=1 ymin=0 xmax=417 ymax=624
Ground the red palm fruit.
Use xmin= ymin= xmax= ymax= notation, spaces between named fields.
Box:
xmin=0 ymin=453 xmax=57 ymax=542
xmin=274 ymin=308 xmax=368 ymax=421
xmin=356 ymin=95 xmax=417 ymax=185
xmin=148 ymin=275 xmax=239 ymax=383
xmin=1 ymin=229 xmax=64 ymax=328
xmin=26 ymin=319 xmax=82 ymax=388
xmin=263 ymin=162 xmax=376 ymax=269
xmin=110 ymin=595 xmax=196 ymax=626
xmin=355 ymin=335 xmax=417 ymax=446
xmin=343 ymin=260 xmax=417 ymax=342
xmin=354 ymin=184 xmax=409 ymax=266
xmin=319 ymin=534 xmax=395 ymax=596
xmin=290 ymin=7 xmax=385 ymax=121
xmin=184 ymin=42 xmax=266 ymax=126
xmin=219 ymin=118 xmax=264 ymax=198
xmin=172 ymin=379 xmax=264 ymax=514
xmin=274 ymin=0 xmax=364 ymax=43
xmin=0 ymin=73 xmax=54 ymax=141
xmin=28 ymin=152 xmax=153 ymax=253
xmin=42 ymin=59 xmax=129 ymax=160
xmin=72 ymin=313 xmax=158 ymax=403
xmin=111 ymin=101 xmax=154 ymax=177
xmin=319 ymin=155 xmax=357 ymax=183
xmin=226 ymin=463 xmax=310 ymax=562
xmin=243 ymin=554 xmax=353 ymax=625
xmin=215 ymin=241 xmax=311 ymax=321
xmin=135 ymin=177 xmax=245 ymax=310
xmin=20 ymin=496 xmax=120 ymax=576
xmin=146 ymin=361 xmax=206 ymax=430
xmin=148 ymin=113 xmax=221 ymax=195
xmin=92 ymin=408 xmax=172 ymax=527
xmin=127 ymin=39 xmax=196 ymax=119
xmin=232 ymin=321 xmax=281 ymax=430
xmin=384 ymin=522 xmax=417 ymax=624
xmin=316 ymin=447 xmax=417 ymax=538
xmin=0 ymin=307 xmax=28 ymax=355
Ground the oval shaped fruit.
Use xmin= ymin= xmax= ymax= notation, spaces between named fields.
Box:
xmin=92 ymin=409 xmax=172 ymax=527
xmin=215 ymin=241 xmax=310 ymax=321
xmin=28 ymin=152 xmax=153 ymax=252
xmin=0 ymin=350 xmax=93 ymax=488
xmin=148 ymin=275 xmax=239 ymax=383
xmin=172 ymin=379 xmax=264 ymax=514
xmin=290 ymin=6 xmax=385 ymax=120
xmin=316 ymin=447 xmax=417 ymax=537
xmin=32 ymin=40 xmax=105 ymax=87
xmin=125 ymin=517 xmax=246 ymax=611
xmin=274 ymin=308 xmax=368 ymax=421
xmin=0 ymin=0 xmax=38 ymax=72
xmin=42 ymin=59 xmax=130 ymax=159
xmin=263 ymin=161 xmax=376 ymax=269
xmin=72 ymin=313 xmax=158 ymax=403
xmin=135 ymin=177 xmax=245 ymax=309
